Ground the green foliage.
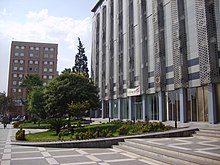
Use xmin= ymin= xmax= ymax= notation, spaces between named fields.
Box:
xmin=118 ymin=124 xmax=129 ymax=136
xmin=101 ymin=128 xmax=112 ymax=138
xmin=44 ymin=72 xmax=100 ymax=117
xmin=13 ymin=122 xmax=20 ymax=128
xmin=72 ymin=37 xmax=89 ymax=77
xmin=68 ymin=101 xmax=89 ymax=119
xmin=20 ymin=74 xmax=43 ymax=92
xmin=16 ymin=129 xmax=25 ymax=140
xmin=27 ymin=88 xmax=47 ymax=119
xmin=48 ymin=118 xmax=66 ymax=135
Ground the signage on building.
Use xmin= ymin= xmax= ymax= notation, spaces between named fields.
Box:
xmin=127 ymin=86 xmax=140 ymax=96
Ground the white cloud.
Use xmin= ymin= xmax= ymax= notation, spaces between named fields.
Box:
xmin=1 ymin=8 xmax=7 ymax=16
xmin=0 ymin=8 xmax=92 ymax=71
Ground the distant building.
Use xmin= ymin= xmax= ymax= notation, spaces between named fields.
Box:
xmin=91 ymin=0 xmax=220 ymax=124
xmin=7 ymin=41 xmax=58 ymax=117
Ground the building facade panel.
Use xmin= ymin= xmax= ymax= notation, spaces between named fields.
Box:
xmin=91 ymin=0 xmax=220 ymax=124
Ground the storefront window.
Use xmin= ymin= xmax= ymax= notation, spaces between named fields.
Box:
xmin=146 ymin=94 xmax=159 ymax=120
xmin=122 ymin=98 xmax=128 ymax=119
xmin=113 ymin=100 xmax=118 ymax=118
xmin=167 ymin=90 xmax=180 ymax=121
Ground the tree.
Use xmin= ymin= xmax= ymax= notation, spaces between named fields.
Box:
xmin=72 ymin=38 xmax=89 ymax=77
xmin=68 ymin=101 xmax=89 ymax=119
xmin=44 ymin=72 xmax=100 ymax=118
xmin=0 ymin=94 xmax=15 ymax=115
xmin=20 ymin=74 xmax=43 ymax=92
xmin=27 ymin=88 xmax=47 ymax=119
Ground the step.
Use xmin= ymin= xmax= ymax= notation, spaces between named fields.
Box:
xmin=114 ymin=138 xmax=220 ymax=165
xmin=113 ymin=144 xmax=179 ymax=165
xmin=194 ymin=131 xmax=220 ymax=140
xmin=199 ymin=128 xmax=220 ymax=135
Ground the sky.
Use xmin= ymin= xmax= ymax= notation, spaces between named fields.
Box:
xmin=0 ymin=0 xmax=97 ymax=95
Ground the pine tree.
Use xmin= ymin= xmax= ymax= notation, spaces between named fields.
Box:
xmin=72 ymin=38 xmax=89 ymax=77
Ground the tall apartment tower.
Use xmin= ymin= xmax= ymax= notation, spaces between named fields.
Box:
xmin=8 ymin=41 xmax=58 ymax=117
xmin=91 ymin=0 xmax=220 ymax=124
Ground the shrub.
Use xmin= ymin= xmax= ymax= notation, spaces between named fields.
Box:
xmin=110 ymin=120 xmax=124 ymax=125
xmin=13 ymin=122 xmax=20 ymax=128
xmin=48 ymin=118 xmax=67 ymax=135
xmin=118 ymin=124 xmax=129 ymax=135
xmin=16 ymin=129 xmax=25 ymax=140
xmin=101 ymin=128 xmax=112 ymax=138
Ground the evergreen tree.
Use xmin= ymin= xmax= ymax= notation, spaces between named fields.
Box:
xmin=72 ymin=38 xmax=89 ymax=77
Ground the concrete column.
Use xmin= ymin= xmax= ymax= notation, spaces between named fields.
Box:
xmin=142 ymin=94 xmax=148 ymax=120
xmin=101 ymin=100 xmax=104 ymax=118
xmin=109 ymin=99 xmax=113 ymax=119
xmin=118 ymin=98 xmax=123 ymax=119
xmin=158 ymin=91 xmax=166 ymax=122
xmin=208 ymin=83 xmax=217 ymax=124
xmin=179 ymin=88 xmax=187 ymax=123
xmin=128 ymin=97 xmax=135 ymax=120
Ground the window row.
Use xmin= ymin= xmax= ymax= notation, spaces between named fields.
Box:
xmin=14 ymin=66 xmax=23 ymax=71
xmin=44 ymin=61 xmax=53 ymax=65
xmin=13 ymin=74 xmax=23 ymax=78
xmin=43 ymin=68 xmax=53 ymax=72
xmin=43 ymin=75 xmax=53 ymax=79
xmin=12 ymin=88 xmax=22 ymax=93
xmin=12 ymin=81 xmax=22 ymax=86
xmin=15 ymin=46 xmax=54 ymax=51
xmin=14 ymin=60 xmax=24 ymax=64
xmin=14 ymin=52 xmax=54 ymax=58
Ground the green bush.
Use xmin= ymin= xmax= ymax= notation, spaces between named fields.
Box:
xmin=48 ymin=118 xmax=67 ymax=135
xmin=118 ymin=124 xmax=129 ymax=135
xmin=101 ymin=128 xmax=112 ymax=138
xmin=16 ymin=129 xmax=25 ymax=140
xmin=13 ymin=122 xmax=20 ymax=128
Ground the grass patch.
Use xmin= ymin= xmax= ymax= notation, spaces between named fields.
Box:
xmin=24 ymin=121 xmax=173 ymax=142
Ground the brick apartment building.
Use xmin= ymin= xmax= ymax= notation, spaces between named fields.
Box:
xmin=7 ymin=41 xmax=58 ymax=117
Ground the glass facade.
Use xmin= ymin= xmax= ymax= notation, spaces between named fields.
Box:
xmin=167 ymin=90 xmax=180 ymax=121
xmin=146 ymin=94 xmax=159 ymax=120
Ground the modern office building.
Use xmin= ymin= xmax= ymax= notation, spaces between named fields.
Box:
xmin=91 ymin=0 xmax=220 ymax=124
xmin=7 ymin=41 xmax=58 ymax=117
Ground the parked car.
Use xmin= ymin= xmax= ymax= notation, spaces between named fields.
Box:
xmin=12 ymin=115 xmax=23 ymax=122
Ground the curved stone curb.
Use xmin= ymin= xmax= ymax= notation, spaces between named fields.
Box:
xmin=11 ymin=127 xmax=198 ymax=148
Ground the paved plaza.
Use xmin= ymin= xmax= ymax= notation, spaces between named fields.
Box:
xmin=0 ymin=124 xmax=154 ymax=165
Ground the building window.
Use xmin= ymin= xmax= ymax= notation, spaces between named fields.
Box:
xmin=43 ymin=82 xmax=47 ymax=86
xmin=13 ymin=74 xmax=17 ymax=78
xmin=19 ymin=74 xmax=23 ymax=78
xmin=15 ymin=46 xmax=19 ymax=49
xmin=44 ymin=54 xmax=48 ymax=58
xmin=49 ymin=61 xmax=53 ymax=65
xmin=49 ymin=54 xmax=54 ymax=58
xmin=44 ymin=61 xmax=48 ymax=65
xmin=15 ymin=52 xmax=19 ymax=56
xmin=30 ymin=47 xmax=34 ymax=50
xmin=43 ymin=75 xmax=47 ymax=79
xmin=50 ymin=48 xmax=54 ymax=51
xmin=36 ymin=47 xmax=39 ymax=50
xmin=35 ymin=54 xmax=39 ymax=57
xmin=49 ymin=75 xmax=52 ymax=79
xmin=29 ymin=67 xmax=33 ymax=71
xmin=12 ymin=89 xmax=16 ymax=93
xmin=34 ymin=61 xmax=38 ymax=65
xmin=30 ymin=53 xmax=34 ymax=57
xmin=18 ymin=81 xmax=22 ymax=85
xmin=14 ymin=67 xmax=18 ymax=71
xmin=44 ymin=47 xmax=49 ymax=51
xmin=13 ymin=81 xmax=17 ymax=85
xmin=49 ymin=68 xmax=53 ymax=72
xmin=29 ymin=60 xmax=33 ymax=64
xmin=34 ymin=68 xmax=38 ymax=72
xmin=21 ymin=46 xmax=25 ymax=49
xmin=20 ymin=60 xmax=24 ymax=64
xmin=20 ymin=53 xmax=24 ymax=56
xmin=44 ymin=68 xmax=47 ymax=72
xmin=19 ymin=67 xmax=23 ymax=71
xmin=18 ymin=89 xmax=22 ymax=93
xmin=14 ymin=60 xmax=18 ymax=63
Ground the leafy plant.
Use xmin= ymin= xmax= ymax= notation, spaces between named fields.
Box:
xmin=118 ymin=124 xmax=129 ymax=136
xmin=48 ymin=118 xmax=66 ymax=135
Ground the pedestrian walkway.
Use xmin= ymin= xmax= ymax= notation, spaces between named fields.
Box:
xmin=0 ymin=123 xmax=153 ymax=165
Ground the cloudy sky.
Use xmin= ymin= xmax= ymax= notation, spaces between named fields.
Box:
xmin=0 ymin=0 xmax=97 ymax=94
